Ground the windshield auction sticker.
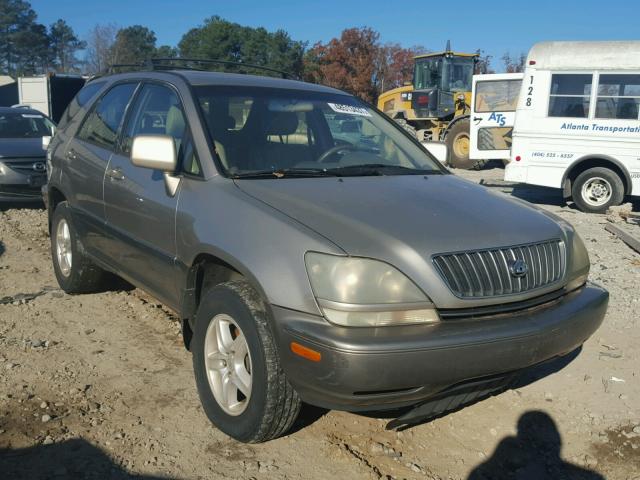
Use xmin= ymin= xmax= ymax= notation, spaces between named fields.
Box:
xmin=21 ymin=114 xmax=43 ymax=118
xmin=328 ymin=103 xmax=371 ymax=117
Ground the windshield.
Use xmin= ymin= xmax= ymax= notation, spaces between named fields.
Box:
xmin=414 ymin=56 xmax=475 ymax=93
xmin=195 ymin=87 xmax=443 ymax=178
xmin=0 ymin=111 xmax=55 ymax=139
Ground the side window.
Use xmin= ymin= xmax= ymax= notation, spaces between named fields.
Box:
xmin=595 ymin=74 xmax=640 ymax=120
xmin=475 ymin=80 xmax=521 ymax=113
xmin=58 ymin=81 xmax=106 ymax=129
xmin=548 ymin=74 xmax=592 ymax=118
xmin=77 ymin=83 xmax=137 ymax=150
xmin=123 ymin=83 xmax=200 ymax=175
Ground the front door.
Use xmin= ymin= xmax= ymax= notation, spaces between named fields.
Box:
xmin=470 ymin=73 xmax=523 ymax=161
xmin=103 ymin=83 xmax=190 ymax=308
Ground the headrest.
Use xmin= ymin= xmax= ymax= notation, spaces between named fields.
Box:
xmin=266 ymin=112 xmax=298 ymax=136
xmin=209 ymin=113 xmax=236 ymax=136
xmin=165 ymin=105 xmax=185 ymax=138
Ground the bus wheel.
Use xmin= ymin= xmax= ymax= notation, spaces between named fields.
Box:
xmin=572 ymin=167 xmax=624 ymax=213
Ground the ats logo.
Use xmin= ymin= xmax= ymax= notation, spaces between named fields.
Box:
xmin=488 ymin=112 xmax=507 ymax=127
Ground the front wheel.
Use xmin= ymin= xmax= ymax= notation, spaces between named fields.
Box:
xmin=192 ymin=280 xmax=301 ymax=443
xmin=571 ymin=167 xmax=624 ymax=213
xmin=445 ymin=118 xmax=484 ymax=170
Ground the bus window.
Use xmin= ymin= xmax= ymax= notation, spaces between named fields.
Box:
xmin=475 ymin=80 xmax=521 ymax=113
xmin=548 ymin=74 xmax=592 ymax=118
xmin=595 ymin=74 xmax=640 ymax=120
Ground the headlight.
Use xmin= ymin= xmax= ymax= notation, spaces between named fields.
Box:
xmin=305 ymin=252 xmax=439 ymax=327
xmin=0 ymin=163 xmax=5 ymax=176
xmin=565 ymin=231 xmax=590 ymax=291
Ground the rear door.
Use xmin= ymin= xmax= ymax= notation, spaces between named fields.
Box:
xmin=65 ymin=82 xmax=138 ymax=256
xmin=470 ymin=73 xmax=523 ymax=160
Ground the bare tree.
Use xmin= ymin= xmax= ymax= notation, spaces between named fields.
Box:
xmin=501 ymin=51 xmax=526 ymax=73
xmin=85 ymin=23 xmax=117 ymax=74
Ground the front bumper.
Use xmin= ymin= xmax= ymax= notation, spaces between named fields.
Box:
xmin=0 ymin=165 xmax=46 ymax=201
xmin=272 ymin=283 xmax=607 ymax=411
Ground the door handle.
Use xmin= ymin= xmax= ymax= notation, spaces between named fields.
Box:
xmin=473 ymin=116 xmax=483 ymax=122
xmin=106 ymin=167 xmax=125 ymax=181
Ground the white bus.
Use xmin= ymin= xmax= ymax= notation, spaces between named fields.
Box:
xmin=503 ymin=41 xmax=640 ymax=213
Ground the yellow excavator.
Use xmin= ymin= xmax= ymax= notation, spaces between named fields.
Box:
xmin=377 ymin=42 xmax=483 ymax=169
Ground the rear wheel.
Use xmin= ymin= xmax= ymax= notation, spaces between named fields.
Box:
xmin=571 ymin=167 xmax=624 ymax=213
xmin=51 ymin=201 xmax=113 ymax=293
xmin=192 ymin=280 xmax=301 ymax=443
xmin=445 ymin=118 xmax=485 ymax=170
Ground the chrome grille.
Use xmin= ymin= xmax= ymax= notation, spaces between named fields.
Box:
xmin=433 ymin=240 xmax=565 ymax=298
xmin=4 ymin=159 xmax=45 ymax=173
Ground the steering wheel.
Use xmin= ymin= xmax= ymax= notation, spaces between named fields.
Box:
xmin=317 ymin=143 xmax=359 ymax=163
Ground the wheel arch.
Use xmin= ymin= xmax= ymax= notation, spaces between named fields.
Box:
xmin=180 ymin=249 xmax=272 ymax=348
xmin=47 ymin=185 xmax=69 ymax=232
xmin=562 ymin=155 xmax=632 ymax=198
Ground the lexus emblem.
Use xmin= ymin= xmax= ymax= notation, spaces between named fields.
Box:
xmin=32 ymin=162 xmax=46 ymax=172
xmin=510 ymin=259 xmax=529 ymax=277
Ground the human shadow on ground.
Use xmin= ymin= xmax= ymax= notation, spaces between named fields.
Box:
xmin=468 ymin=410 xmax=605 ymax=480
xmin=0 ymin=438 xmax=178 ymax=479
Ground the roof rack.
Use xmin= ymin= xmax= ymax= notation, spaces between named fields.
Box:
xmin=148 ymin=58 xmax=294 ymax=79
xmin=93 ymin=58 xmax=296 ymax=80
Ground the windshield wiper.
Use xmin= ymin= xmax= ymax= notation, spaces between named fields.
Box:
xmin=325 ymin=164 xmax=440 ymax=176
xmin=230 ymin=168 xmax=338 ymax=179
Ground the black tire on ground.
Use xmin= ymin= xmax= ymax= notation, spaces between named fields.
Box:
xmin=50 ymin=201 xmax=112 ymax=293
xmin=445 ymin=118 xmax=486 ymax=170
xmin=571 ymin=167 xmax=625 ymax=214
xmin=394 ymin=117 xmax=417 ymax=138
xmin=192 ymin=279 xmax=301 ymax=443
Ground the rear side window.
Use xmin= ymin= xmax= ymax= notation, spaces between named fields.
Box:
xmin=77 ymin=83 xmax=137 ymax=150
xmin=548 ymin=74 xmax=592 ymax=118
xmin=57 ymin=81 xmax=106 ymax=129
xmin=595 ymin=74 xmax=640 ymax=120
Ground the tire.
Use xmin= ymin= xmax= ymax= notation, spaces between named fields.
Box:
xmin=51 ymin=201 xmax=112 ymax=293
xmin=394 ymin=117 xmax=417 ymax=138
xmin=192 ymin=279 xmax=301 ymax=443
xmin=445 ymin=118 xmax=485 ymax=170
xmin=571 ymin=167 xmax=624 ymax=213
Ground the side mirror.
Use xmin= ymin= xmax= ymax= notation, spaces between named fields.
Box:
xmin=131 ymin=135 xmax=177 ymax=172
xmin=421 ymin=141 xmax=448 ymax=165
xmin=131 ymin=135 xmax=180 ymax=197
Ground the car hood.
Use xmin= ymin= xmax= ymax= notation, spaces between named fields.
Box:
xmin=235 ymin=175 xmax=567 ymax=308
xmin=0 ymin=138 xmax=46 ymax=159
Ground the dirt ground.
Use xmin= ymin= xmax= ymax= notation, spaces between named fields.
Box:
xmin=1 ymin=164 xmax=639 ymax=480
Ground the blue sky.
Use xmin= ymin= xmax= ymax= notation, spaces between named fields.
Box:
xmin=31 ymin=0 xmax=639 ymax=69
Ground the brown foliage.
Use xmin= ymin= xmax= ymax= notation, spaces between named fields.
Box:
xmin=304 ymin=27 xmax=425 ymax=103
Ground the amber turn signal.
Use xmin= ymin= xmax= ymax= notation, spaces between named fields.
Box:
xmin=290 ymin=342 xmax=321 ymax=362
